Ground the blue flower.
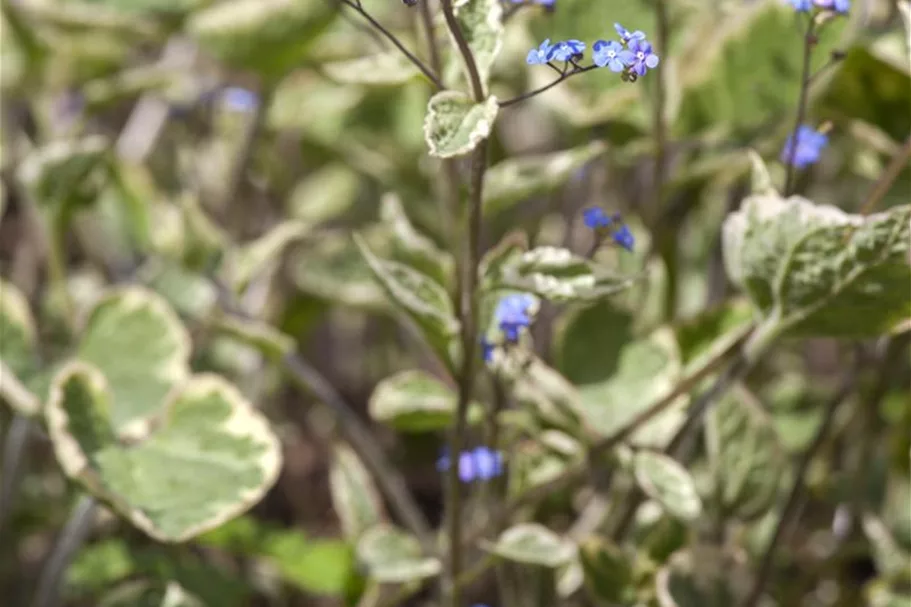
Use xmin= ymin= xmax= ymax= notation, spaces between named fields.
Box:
xmin=780 ymin=125 xmax=828 ymax=169
xmin=494 ymin=293 xmax=536 ymax=342
xmin=480 ymin=337 xmax=495 ymax=362
xmin=628 ymin=38 xmax=659 ymax=76
xmin=583 ymin=207 xmax=613 ymax=229
xmin=593 ymin=40 xmax=634 ymax=72
xmin=551 ymin=39 xmax=585 ymax=62
xmin=787 ymin=0 xmax=812 ymax=10
xmin=511 ymin=0 xmax=555 ymax=5
xmin=612 ymin=224 xmax=635 ymax=251
xmin=437 ymin=447 xmax=503 ymax=483
xmin=526 ymin=39 xmax=555 ymax=65
xmin=220 ymin=87 xmax=258 ymax=112
xmin=614 ymin=23 xmax=646 ymax=44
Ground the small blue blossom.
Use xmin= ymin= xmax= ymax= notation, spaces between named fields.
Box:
xmin=526 ymin=39 xmax=555 ymax=65
xmin=551 ymin=39 xmax=585 ymax=62
xmin=583 ymin=207 xmax=613 ymax=229
xmin=627 ymin=38 xmax=660 ymax=76
xmin=787 ymin=0 xmax=812 ymax=10
xmin=480 ymin=337 xmax=495 ymax=363
xmin=437 ymin=447 xmax=503 ymax=483
xmin=220 ymin=87 xmax=259 ymax=112
xmin=494 ymin=293 xmax=537 ymax=342
xmin=612 ymin=224 xmax=635 ymax=251
xmin=593 ymin=40 xmax=634 ymax=73
xmin=614 ymin=23 xmax=646 ymax=45
xmin=781 ymin=125 xmax=828 ymax=169
xmin=511 ymin=0 xmax=555 ymax=5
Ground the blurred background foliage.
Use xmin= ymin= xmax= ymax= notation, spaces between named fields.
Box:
xmin=0 ymin=0 xmax=909 ymax=606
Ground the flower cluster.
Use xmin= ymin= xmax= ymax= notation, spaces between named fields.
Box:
xmin=481 ymin=292 xmax=539 ymax=363
xmin=437 ymin=447 xmax=503 ymax=483
xmin=583 ymin=208 xmax=635 ymax=251
xmin=526 ymin=23 xmax=659 ymax=82
xmin=780 ymin=124 xmax=829 ymax=169
xmin=509 ymin=0 xmax=555 ymax=7
xmin=787 ymin=0 xmax=850 ymax=14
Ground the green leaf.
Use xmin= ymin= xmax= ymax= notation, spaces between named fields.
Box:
xmin=450 ymin=0 xmax=503 ymax=90
xmin=17 ymin=136 xmax=109 ymax=206
xmin=264 ymin=532 xmax=355 ymax=596
xmin=493 ymin=246 xmax=639 ymax=303
xmin=556 ymin=299 xmax=634 ymax=385
xmin=139 ymin=261 xmax=218 ymax=321
xmin=187 ymin=0 xmax=335 ymax=79
xmin=219 ymin=220 xmax=310 ymax=292
xmin=579 ymin=536 xmax=636 ymax=604
xmin=380 ymin=192 xmax=454 ymax=289
xmin=355 ymin=234 xmax=460 ymax=367
xmin=0 ymin=278 xmax=42 ymax=415
xmin=486 ymin=523 xmax=576 ymax=568
xmin=673 ymin=298 xmax=755 ymax=374
xmin=573 ymin=328 xmax=687 ymax=448
xmin=356 ymin=524 xmax=441 ymax=583
xmin=73 ymin=0 xmax=207 ymax=16
xmin=723 ymin=193 xmax=911 ymax=337
xmin=46 ymin=366 xmax=282 ymax=542
xmin=287 ymin=163 xmax=360 ymax=224
xmin=77 ymin=288 xmax=191 ymax=435
xmin=483 ymin=141 xmax=606 ymax=216
xmin=329 ymin=443 xmax=385 ymax=541
xmin=656 ymin=547 xmax=752 ymax=607
xmin=323 ymin=51 xmax=419 ymax=86
xmin=862 ymin=514 xmax=911 ymax=580
xmin=423 ymin=91 xmax=498 ymax=158
xmin=368 ymin=370 xmax=482 ymax=432
xmin=290 ymin=229 xmax=386 ymax=309
xmin=817 ymin=46 xmax=911 ymax=144
xmin=706 ymin=389 xmax=785 ymax=521
xmin=633 ymin=451 xmax=702 ymax=523
xmin=211 ymin=315 xmax=295 ymax=360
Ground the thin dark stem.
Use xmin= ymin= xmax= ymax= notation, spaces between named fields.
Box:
xmin=652 ymin=0 xmax=669 ymax=224
xmin=438 ymin=2 xmax=489 ymax=604
xmin=783 ymin=19 xmax=816 ymax=196
xmin=440 ymin=0 xmax=485 ymax=101
xmin=340 ymin=0 xmax=444 ymax=90
xmin=418 ymin=0 xmax=443 ymax=78
xmin=0 ymin=415 xmax=33 ymax=536
xmin=499 ymin=65 xmax=597 ymax=107
xmin=742 ymin=374 xmax=857 ymax=607
xmin=32 ymin=496 xmax=97 ymax=607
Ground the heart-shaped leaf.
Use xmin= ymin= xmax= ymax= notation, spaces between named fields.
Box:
xmin=706 ymin=389 xmax=785 ymax=521
xmin=76 ymin=288 xmax=190 ymax=436
xmin=486 ymin=523 xmax=576 ymax=568
xmin=633 ymin=451 xmax=702 ymax=523
xmin=355 ymin=234 xmax=460 ymax=367
xmin=723 ymin=191 xmax=911 ymax=337
xmin=46 ymin=365 xmax=282 ymax=542
xmin=449 ymin=0 xmax=503 ymax=90
xmin=368 ymin=370 xmax=482 ymax=432
xmin=356 ymin=524 xmax=441 ymax=583
xmin=423 ymin=91 xmax=498 ymax=158
xmin=483 ymin=142 xmax=606 ymax=216
xmin=329 ymin=444 xmax=385 ymax=541
xmin=492 ymin=246 xmax=639 ymax=303
xmin=323 ymin=51 xmax=419 ymax=86
xmin=188 ymin=0 xmax=334 ymax=79
xmin=0 ymin=279 xmax=42 ymax=415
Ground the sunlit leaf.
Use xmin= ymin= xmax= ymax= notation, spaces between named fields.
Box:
xmin=329 ymin=444 xmax=385 ymax=541
xmin=450 ymin=0 xmax=503 ymax=89
xmin=356 ymin=524 xmax=441 ymax=583
xmin=485 ymin=523 xmax=576 ymax=568
xmin=633 ymin=451 xmax=702 ymax=523
xmin=323 ymin=51 xmax=419 ymax=86
xmin=423 ymin=91 xmax=498 ymax=158
xmin=368 ymin=370 xmax=482 ymax=432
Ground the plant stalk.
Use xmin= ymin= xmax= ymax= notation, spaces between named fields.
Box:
xmin=783 ymin=18 xmax=816 ymax=196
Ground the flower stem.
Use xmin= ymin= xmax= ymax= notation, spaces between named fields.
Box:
xmin=499 ymin=65 xmax=597 ymax=107
xmin=438 ymin=2 xmax=489 ymax=604
xmin=783 ymin=19 xmax=816 ymax=195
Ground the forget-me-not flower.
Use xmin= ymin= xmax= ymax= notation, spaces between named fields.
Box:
xmin=612 ymin=224 xmax=635 ymax=251
xmin=220 ymin=87 xmax=259 ymax=112
xmin=593 ymin=40 xmax=633 ymax=72
xmin=813 ymin=0 xmax=850 ymax=13
xmin=437 ymin=447 xmax=503 ymax=483
xmin=494 ymin=293 xmax=537 ymax=342
xmin=583 ymin=207 xmax=613 ymax=229
xmin=614 ymin=23 xmax=646 ymax=44
xmin=527 ymin=39 xmax=555 ymax=65
xmin=787 ymin=0 xmax=813 ymax=10
xmin=511 ymin=0 xmax=555 ymax=5
xmin=480 ymin=337 xmax=495 ymax=363
xmin=551 ymin=39 xmax=586 ymax=62
xmin=781 ymin=125 xmax=828 ymax=169
xmin=628 ymin=38 xmax=660 ymax=76
xmin=583 ymin=208 xmax=634 ymax=252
